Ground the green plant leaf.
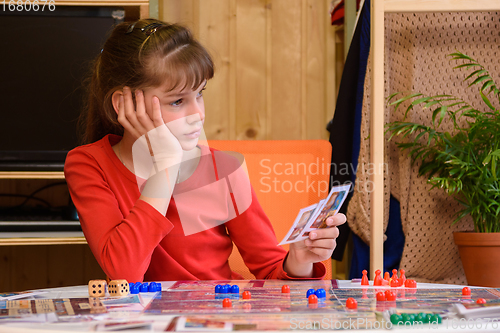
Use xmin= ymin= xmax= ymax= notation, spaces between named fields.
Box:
xmin=480 ymin=90 xmax=495 ymax=110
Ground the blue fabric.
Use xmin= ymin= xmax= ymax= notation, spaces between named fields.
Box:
xmin=349 ymin=195 xmax=406 ymax=279
xmin=350 ymin=0 xmax=371 ymax=184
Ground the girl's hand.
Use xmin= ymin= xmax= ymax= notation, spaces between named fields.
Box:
xmin=117 ymin=87 xmax=183 ymax=172
xmin=285 ymin=213 xmax=347 ymax=277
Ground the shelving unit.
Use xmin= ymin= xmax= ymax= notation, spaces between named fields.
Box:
xmin=1 ymin=1 xmax=149 ymax=247
xmin=369 ymin=0 xmax=500 ymax=278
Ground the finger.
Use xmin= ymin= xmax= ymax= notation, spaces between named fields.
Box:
xmin=308 ymin=226 xmax=340 ymax=241
xmin=151 ymin=96 xmax=165 ymax=128
xmin=117 ymin=94 xmax=142 ymax=139
xmin=324 ymin=214 xmax=347 ymax=227
xmin=135 ymin=89 xmax=155 ymax=132
xmin=304 ymin=237 xmax=336 ymax=250
xmin=305 ymin=240 xmax=336 ymax=260
xmin=122 ymin=87 xmax=145 ymax=132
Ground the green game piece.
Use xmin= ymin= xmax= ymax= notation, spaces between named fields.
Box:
xmin=390 ymin=314 xmax=403 ymax=325
xmin=409 ymin=314 xmax=416 ymax=323
xmin=401 ymin=313 xmax=412 ymax=324
xmin=415 ymin=313 xmax=425 ymax=324
xmin=425 ymin=313 xmax=433 ymax=323
xmin=430 ymin=314 xmax=442 ymax=324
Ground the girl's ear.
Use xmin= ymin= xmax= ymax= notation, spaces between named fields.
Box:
xmin=111 ymin=90 xmax=123 ymax=116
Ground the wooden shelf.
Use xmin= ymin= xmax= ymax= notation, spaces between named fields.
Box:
xmin=0 ymin=232 xmax=86 ymax=246
xmin=0 ymin=172 xmax=65 ymax=180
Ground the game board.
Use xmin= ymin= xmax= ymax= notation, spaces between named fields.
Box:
xmin=143 ymin=280 xmax=500 ymax=331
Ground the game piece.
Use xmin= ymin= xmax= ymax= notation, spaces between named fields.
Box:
xmin=221 ymin=284 xmax=230 ymax=293
xmin=281 ymin=285 xmax=290 ymax=293
xmin=404 ymin=279 xmax=417 ymax=288
xmin=345 ymin=297 xmax=357 ymax=309
xmin=385 ymin=290 xmax=396 ymax=301
xmin=476 ymin=298 xmax=486 ymax=304
xmin=129 ymin=283 xmax=139 ymax=294
xmin=390 ymin=278 xmax=400 ymax=288
xmin=399 ymin=269 xmax=406 ymax=285
xmin=215 ymin=284 xmax=222 ymax=293
xmin=361 ymin=270 xmax=369 ymax=285
xmin=373 ymin=269 xmax=383 ymax=286
xmin=222 ymin=298 xmax=232 ymax=308
xmin=306 ymin=289 xmax=316 ymax=298
xmin=230 ymin=285 xmax=239 ymax=294
xmin=242 ymin=291 xmax=251 ymax=299
xmin=148 ymin=282 xmax=160 ymax=292
xmin=462 ymin=287 xmax=471 ymax=296
xmin=391 ymin=269 xmax=398 ymax=281
xmin=390 ymin=314 xmax=403 ymax=325
xmin=315 ymin=288 xmax=326 ymax=299
xmin=401 ymin=313 xmax=411 ymax=324
xmin=88 ymin=280 xmax=107 ymax=297
xmin=376 ymin=291 xmax=386 ymax=301
xmin=308 ymin=294 xmax=318 ymax=304
xmin=414 ymin=313 xmax=425 ymax=324
xmin=430 ymin=314 xmax=442 ymax=324
xmin=140 ymin=283 xmax=149 ymax=293
xmin=108 ymin=279 xmax=129 ymax=296
xmin=384 ymin=271 xmax=390 ymax=281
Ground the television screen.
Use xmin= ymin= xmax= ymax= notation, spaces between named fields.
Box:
xmin=0 ymin=7 xmax=124 ymax=171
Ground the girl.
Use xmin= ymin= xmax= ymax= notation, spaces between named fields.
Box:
xmin=65 ymin=19 xmax=346 ymax=282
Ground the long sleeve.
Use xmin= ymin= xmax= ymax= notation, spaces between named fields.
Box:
xmin=65 ymin=145 xmax=174 ymax=282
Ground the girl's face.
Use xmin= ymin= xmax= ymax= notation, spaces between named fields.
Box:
xmin=142 ymin=80 xmax=206 ymax=151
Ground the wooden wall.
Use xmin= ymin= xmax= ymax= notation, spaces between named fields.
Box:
xmin=160 ymin=0 xmax=338 ymax=140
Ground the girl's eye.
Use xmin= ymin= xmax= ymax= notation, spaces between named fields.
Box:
xmin=170 ymin=99 xmax=182 ymax=106
xmin=197 ymin=87 xmax=206 ymax=98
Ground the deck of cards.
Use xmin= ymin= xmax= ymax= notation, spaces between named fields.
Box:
xmin=279 ymin=184 xmax=351 ymax=245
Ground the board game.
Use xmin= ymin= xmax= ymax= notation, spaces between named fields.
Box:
xmin=142 ymin=280 xmax=500 ymax=331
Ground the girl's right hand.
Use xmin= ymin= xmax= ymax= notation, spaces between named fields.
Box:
xmin=117 ymin=87 xmax=183 ymax=174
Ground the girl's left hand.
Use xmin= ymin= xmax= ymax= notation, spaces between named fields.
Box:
xmin=286 ymin=214 xmax=346 ymax=276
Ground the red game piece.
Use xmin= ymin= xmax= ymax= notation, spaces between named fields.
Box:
xmin=404 ymin=279 xmax=417 ymax=288
xmin=385 ymin=290 xmax=396 ymax=301
xmin=373 ymin=269 xmax=383 ymax=286
xmin=361 ymin=270 xmax=369 ymax=286
xmin=390 ymin=278 xmax=400 ymax=288
xmin=384 ymin=272 xmax=390 ymax=281
xmin=242 ymin=291 xmax=251 ymax=299
xmin=308 ymin=294 xmax=318 ymax=304
xmin=346 ymin=297 xmax=357 ymax=309
xmin=391 ymin=269 xmax=398 ymax=280
xmin=222 ymin=298 xmax=232 ymax=308
xmin=462 ymin=287 xmax=471 ymax=296
xmin=399 ymin=269 xmax=406 ymax=285
xmin=376 ymin=291 xmax=386 ymax=301
xmin=281 ymin=285 xmax=290 ymax=293
xmin=476 ymin=298 xmax=486 ymax=304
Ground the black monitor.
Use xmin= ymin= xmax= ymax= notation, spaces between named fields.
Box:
xmin=0 ymin=6 xmax=124 ymax=171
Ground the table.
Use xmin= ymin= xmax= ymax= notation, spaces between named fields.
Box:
xmin=1 ymin=280 xmax=499 ymax=332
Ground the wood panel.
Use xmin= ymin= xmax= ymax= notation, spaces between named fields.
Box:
xmin=159 ymin=0 xmax=335 ymax=141
xmin=0 ymin=244 xmax=104 ymax=293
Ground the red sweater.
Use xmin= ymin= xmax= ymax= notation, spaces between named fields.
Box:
xmin=64 ymin=134 xmax=325 ymax=282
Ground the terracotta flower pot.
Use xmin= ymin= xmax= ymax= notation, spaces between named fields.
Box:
xmin=453 ymin=232 xmax=500 ymax=288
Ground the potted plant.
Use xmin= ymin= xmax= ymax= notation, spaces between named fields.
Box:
xmin=386 ymin=51 xmax=500 ymax=287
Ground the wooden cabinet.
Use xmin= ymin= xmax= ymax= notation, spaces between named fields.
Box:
xmin=0 ymin=0 xmax=151 ymax=292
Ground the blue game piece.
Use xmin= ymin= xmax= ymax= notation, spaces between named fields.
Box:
xmin=140 ymin=282 xmax=149 ymax=293
xmin=315 ymin=288 xmax=326 ymax=299
xmin=148 ymin=282 xmax=157 ymax=292
xmin=155 ymin=282 xmax=162 ymax=292
xmin=231 ymin=285 xmax=240 ymax=294
xmin=221 ymin=284 xmax=230 ymax=293
xmin=130 ymin=283 xmax=139 ymax=294
xmin=215 ymin=284 xmax=222 ymax=293
xmin=306 ymin=289 xmax=316 ymax=298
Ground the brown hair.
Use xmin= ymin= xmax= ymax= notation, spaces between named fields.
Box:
xmin=81 ymin=19 xmax=214 ymax=144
